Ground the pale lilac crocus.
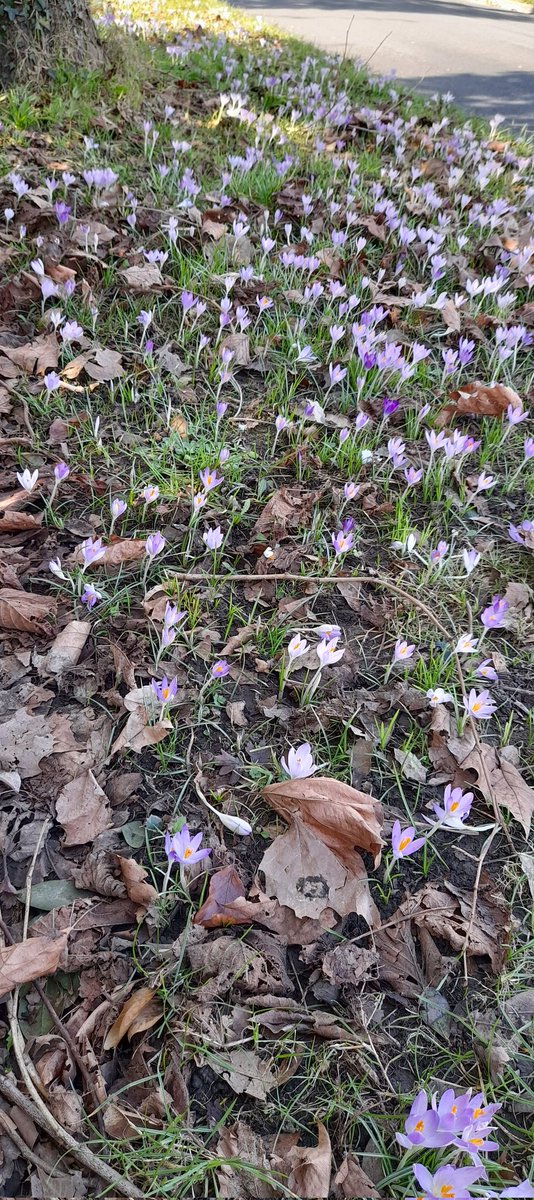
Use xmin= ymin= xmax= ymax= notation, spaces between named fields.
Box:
xmin=411 ymin=1162 xmax=485 ymax=1200
xmin=80 ymin=536 xmax=105 ymax=568
xmin=396 ymin=1090 xmax=452 ymax=1150
xmin=394 ymin=639 xmax=415 ymax=663
xmin=80 ymin=582 xmax=102 ymax=610
xmin=287 ymin=634 xmax=309 ymax=662
xmin=152 ymin=675 xmax=178 ymax=704
xmin=54 ymin=461 xmax=70 ymax=483
xmin=476 ymin=658 xmax=498 ymax=682
xmin=456 ymin=633 xmax=478 ymax=654
xmin=433 ymin=785 xmax=473 ymax=828
xmin=463 ymin=688 xmax=496 ymax=720
xmin=332 ymin=529 xmax=353 ymax=555
xmin=199 ymin=467 xmax=222 ymax=493
xmin=391 ymin=821 xmax=424 ymax=860
xmin=145 ymin=532 xmax=166 ymax=559
xmin=525 ymin=437 xmax=534 ymax=460
xmin=202 ymin=526 xmax=223 ymax=551
xmin=211 ymin=659 xmax=230 ymax=679
xmin=165 ymin=826 xmax=210 ymax=867
xmin=430 ymin=540 xmax=449 ymax=565
xmin=475 ymin=469 xmax=495 ymax=494
xmin=426 ymin=687 xmax=453 ymax=707
xmin=143 ymin=484 xmax=160 ymax=505
xmin=281 ymin=743 xmax=317 ymax=779
xmin=462 ymin=548 xmax=480 ymax=575
xmin=16 ymin=468 xmax=39 ymax=493
xmin=343 ymin=481 xmax=359 ymax=501
xmin=61 ymin=320 xmax=83 ymax=343
xmin=454 ymin=1123 xmax=499 ymax=1161
xmin=111 ymin=497 xmax=127 ymax=522
xmin=316 ymin=636 xmax=344 ymax=666
xmin=44 ymin=370 xmax=61 ymax=393
xmin=49 ymin=558 xmax=66 ymax=580
xmin=404 ymin=466 xmax=423 ymax=485
xmin=316 ymin=623 xmax=341 ymax=642
xmin=481 ymin=595 xmax=509 ymax=629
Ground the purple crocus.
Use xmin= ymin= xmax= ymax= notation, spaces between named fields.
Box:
xmin=165 ymin=826 xmax=210 ymax=867
xmin=202 ymin=526 xmax=223 ymax=551
xmin=463 ymin=688 xmax=496 ymax=720
xmin=44 ymin=370 xmax=61 ymax=393
xmin=80 ymin=582 xmax=102 ymax=610
xmin=396 ymin=1090 xmax=453 ymax=1150
xmin=152 ymin=675 xmax=178 ymax=704
xmin=391 ymin=821 xmax=425 ymax=860
xmin=54 ymin=461 xmax=70 ymax=482
xmin=393 ymin=639 xmax=415 ymax=663
xmin=433 ymin=785 xmax=473 ymax=828
xmin=481 ymin=595 xmax=509 ymax=629
xmin=80 ymin=536 xmax=106 ymax=568
xmin=332 ymin=529 xmax=353 ymax=555
xmin=211 ymin=659 xmax=230 ymax=679
xmin=199 ymin=467 xmax=222 ymax=493
xmin=412 ymin=1162 xmax=485 ymax=1200
xmin=475 ymin=658 xmax=498 ymax=682
xmin=382 ymin=396 xmax=399 ymax=417
xmin=145 ymin=532 xmax=166 ymax=559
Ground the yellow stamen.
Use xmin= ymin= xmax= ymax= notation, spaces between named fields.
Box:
xmin=162 ymin=687 xmax=169 ymax=700
xmin=414 ymin=1119 xmax=425 ymax=1133
xmin=183 ymin=847 xmax=192 ymax=859
xmin=440 ymin=1187 xmax=454 ymax=1199
xmin=399 ymin=836 xmax=411 ymax=852
xmin=451 ymin=1105 xmax=457 ymax=1114
xmin=470 ymin=1137 xmax=483 ymax=1147
xmin=450 ymin=801 xmax=459 ymax=812
xmin=472 ymin=701 xmax=481 ymax=712
xmin=472 ymin=1107 xmax=484 ymax=1119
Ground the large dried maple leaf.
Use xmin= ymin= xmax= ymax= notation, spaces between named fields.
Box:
xmin=262 ymin=776 xmax=383 ymax=866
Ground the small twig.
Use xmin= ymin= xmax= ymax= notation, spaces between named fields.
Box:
xmin=0 ymin=1108 xmax=64 ymax=1180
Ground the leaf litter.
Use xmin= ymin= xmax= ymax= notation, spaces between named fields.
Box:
xmin=0 ymin=1 xmax=532 ymax=1196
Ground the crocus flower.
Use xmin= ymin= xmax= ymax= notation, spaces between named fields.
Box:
xmin=199 ymin=467 xmax=222 ymax=492
xmin=152 ymin=675 xmax=178 ymax=704
xmin=412 ymin=1162 xmax=485 ymax=1200
xmin=61 ymin=319 xmax=83 ymax=343
xmin=433 ymin=1087 xmax=473 ymax=1134
xmin=426 ymin=687 xmax=453 ymax=707
xmin=16 ymin=468 xmax=39 ymax=493
xmin=316 ymin=636 xmax=344 ymax=666
xmin=462 ymin=548 xmax=481 ymax=575
xmin=145 ymin=532 xmax=166 ymax=559
xmin=80 ymin=536 xmax=105 ymax=568
xmin=509 ymin=520 xmax=534 ymax=545
xmin=54 ymin=461 xmax=70 ymax=482
xmin=193 ymin=492 xmax=206 ymax=512
xmin=500 ymin=1183 xmax=534 ymax=1197
xmin=316 ymin=623 xmax=341 ymax=642
xmin=343 ymin=481 xmax=359 ymax=501
xmin=49 ymin=557 xmax=66 ymax=580
xmin=143 ymin=484 xmax=159 ymax=505
xmin=525 ymin=437 xmax=534 ymax=460
xmin=81 ymin=582 xmax=102 ymax=610
xmin=394 ymin=639 xmax=415 ymax=662
xmin=287 ymin=634 xmax=309 ymax=662
xmin=281 ymin=743 xmax=317 ymax=779
xmin=44 ymin=370 xmax=61 ymax=393
xmin=475 ymin=469 xmax=495 ymax=493
xmin=332 ymin=529 xmax=353 ymax=555
xmin=219 ymin=447 xmax=230 ymax=465
xmin=111 ymin=498 xmax=127 ymax=521
xmin=454 ymin=1123 xmax=499 ymax=1161
xmin=396 ymin=1090 xmax=452 ymax=1150
xmin=404 ymin=466 xmax=423 ymax=485
xmin=391 ymin=821 xmax=425 ymax=860
xmin=481 ymin=595 xmax=509 ymax=629
xmin=163 ymin=601 xmax=185 ymax=628
xmin=430 ymin=540 xmax=449 ymax=564
xmin=433 ymin=785 xmax=473 ymax=828
xmin=211 ymin=659 xmax=230 ymax=679
xmin=165 ymin=826 xmax=210 ymax=867
xmin=463 ymin=688 xmax=496 ymax=720
xmin=475 ymin=658 xmax=498 ymax=682
xmin=202 ymin=526 xmax=224 ymax=551
xmin=456 ymin=633 xmax=478 ymax=654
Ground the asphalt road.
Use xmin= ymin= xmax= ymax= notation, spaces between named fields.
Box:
xmin=231 ymin=0 xmax=534 ymax=129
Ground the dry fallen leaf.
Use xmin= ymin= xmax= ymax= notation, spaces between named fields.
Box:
xmin=0 ymin=333 xmax=59 ymax=376
xmin=254 ymin=485 xmax=325 ymax=538
xmin=259 ymin=817 xmax=377 ymax=926
xmin=438 ymin=381 xmax=522 ymax=426
xmin=0 ymin=931 xmax=68 ymax=996
xmin=194 ymin=866 xmax=246 ymax=927
xmin=116 ymin=854 xmax=157 ymax=917
xmin=287 ymin=1122 xmax=331 ymax=1199
xmin=0 ymin=588 xmax=57 ymax=634
xmin=414 ymin=879 xmax=510 ymax=973
xmin=210 ymin=1047 xmax=281 ymax=1100
xmin=121 ymin=262 xmax=163 ymax=293
xmin=216 ymin=1122 xmax=278 ymax=1199
xmin=111 ymin=710 xmax=171 ymax=755
xmin=263 ymin=776 xmax=383 ymax=866
xmin=55 ymin=770 xmax=113 ymax=845
xmin=104 ymin=987 xmax=162 ymax=1049
xmin=45 ymin=620 xmax=91 ymax=673
xmin=73 ymin=538 xmax=146 ymax=568
xmin=84 ymin=346 xmax=124 ymax=382
xmin=333 ymin=1156 xmax=380 ymax=1199
xmin=220 ymin=333 xmax=250 ymax=367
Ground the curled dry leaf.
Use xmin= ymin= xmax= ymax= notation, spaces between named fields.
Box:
xmin=263 ymin=776 xmax=383 ymax=866
xmin=220 ymin=332 xmax=250 ymax=367
xmin=111 ymin=710 xmax=172 ymax=755
xmin=220 ymin=624 xmax=256 ymax=655
xmin=259 ymin=817 xmax=377 ymax=927
xmin=104 ymin=987 xmax=162 ymax=1049
xmin=55 ymin=769 xmax=112 ymax=845
xmin=0 ymin=510 xmax=42 ymax=532
xmin=116 ymin=854 xmax=157 ymax=917
xmin=414 ymin=879 xmax=510 ymax=973
xmin=45 ymin=620 xmax=91 ymax=674
xmin=0 ymin=588 xmax=57 ymax=634
xmin=210 ymin=1047 xmax=282 ymax=1100
xmin=287 ymin=1122 xmax=331 ymax=1200
xmin=194 ymin=865 xmax=246 ymax=927
xmin=0 ymin=931 xmax=68 ymax=996
xmin=254 ymin=484 xmax=325 ymax=538
xmin=216 ymin=1122 xmax=278 ymax=1199
xmin=333 ymin=1156 xmax=380 ymax=1199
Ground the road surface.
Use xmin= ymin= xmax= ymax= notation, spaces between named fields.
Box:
xmin=232 ymin=0 xmax=534 ymax=129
